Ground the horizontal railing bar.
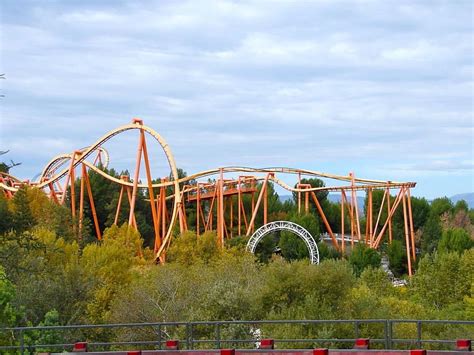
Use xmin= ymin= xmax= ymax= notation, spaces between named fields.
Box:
xmin=390 ymin=320 xmax=474 ymax=325
xmin=1 ymin=319 xmax=471 ymax=351
xmin=190 ymin=319 xmax=388 ymax=325
xmin=3 ymin=319 xmax=472 ymax=332
xmin=390 ymin=339 xmax=457 ymax=344
xmin=1 ymin=321 xmax=190 ymax=331
xmin=88 ymin=340 xmax=161 ymax=346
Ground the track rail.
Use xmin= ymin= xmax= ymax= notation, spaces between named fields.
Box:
xmin=1 ymin=120 xmax=417 ymax=265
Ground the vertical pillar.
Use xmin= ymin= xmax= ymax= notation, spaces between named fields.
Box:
xmin=251 ymin=189 xmax=255 ymax=233
xmin=128 ymin=132 xmax=144 ymax=226
xmin=218 ymin=169 xmax=225 ymax=247
xmin=263 ymin=180 xmax=268 ymax=225
xmin=238 ymin=177 xmax=242 ymax=236
xmin=160 ymin=182 xmax=167 ymax=241
xmin=350 ymin=172 xmax=362 ymax=240
xmin=78 ymin=164 xmax=85 ymax=242
xmin=304 ymin=190 xmax=309 ymax=214
xmin=48 ymin=182 xmax=59 ymax=204
xmin=298 ymin=172 xmax=302 ymax=214
xmin=246 ymin=174 xmax=271 ymax=236
xmin=407 ymin=188 xmax=416 ymax=261
xmin=387 ymin=186 xmax=393 ymax=244
xmin=114 ymin=185 xmax=125 ymax=225
xmin=402 ymin=188 xmax=412 ymax=276
xmin=373 ymin=188 xmax=387 ymax=240
xmin=310 ymin=191 xmax=339 ymax=251
xmin=69 ymin=152 xmax=77 ymax=220
xmin=341 ymin=190 xmax=345 ymax=254
xmin=140 ymin=130 xmax=161 ymax=252
xmin=368 ymin=188 xmax=373 ymax=246
xmin=83 ymin=164 xmax=102 ymax=240
xmin=230 ymin=195 xmax=233 ymax=238
xmin=196 ymin=185 xmax=201 ymax=236
xmin=126 ymin=185 xmax=137 ymax=228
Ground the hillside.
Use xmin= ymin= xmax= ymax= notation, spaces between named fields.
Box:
xmin=450 ymin=193 xmax=474 ymax=209
xmin=279 ymin=192 xmax=474 ymax=211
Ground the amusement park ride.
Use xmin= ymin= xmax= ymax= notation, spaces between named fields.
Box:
xmin=0 ymin=119 xmax=418 ymax=275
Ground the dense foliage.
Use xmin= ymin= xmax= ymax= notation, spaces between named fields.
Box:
xmin=0 ymin=167 xmax=472 ymax=349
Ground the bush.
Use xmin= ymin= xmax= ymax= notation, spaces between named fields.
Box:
xmin=438 ymin=228 xmax=473 ymax=254
xmin=386 ymin=240 xmax=407 ymax=277
xmin=349 ymin=244 xmax=381 ymax=276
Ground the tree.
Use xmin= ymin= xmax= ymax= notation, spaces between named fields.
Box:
xmin=279 ymin=231 xmax=308 ymax=261
xmin=349 ymin=244 xmax=381 ymax=276
xmin=0 ymin=266 xmax=20 ymax=327
xmin=81 ymin=224 xmax=143 ymax=324
xmin=0 ymin=193 xmax=13 ymax=234
xmin=454 ymin=200 xmax=469 ymax=213
xmin=438 ymin=228 xmax=473 ymax=254
xmin=359 ymin=267 xmax=393 ymax=297
xmin=167 ymin=230 xmax=223 ymax=265
xmin=411 ymin=251 xmax=473 ymax=310
xmin=78 ymin=167 xmax=120 ymax=242
xmin=24 ymin=310 xmax=63 ymax=352
xmin=26 ymin=187 xmax=74 ymax=240
xmin=10 ymin=228 xmax=86 ymax=325
xmin=11 ymin=186 xmax=36 ymax=234
xmin=317 ymin=241 xmax=341 ymax=260
xmin=0 ymin=150 xmax=21 ymax=173
xmin=421 ymin=215 xmax=442 ymax=254
xmin=323 ymin=200 xmax=342 ymax=233
xmin=410 ymin=197 xmax=431 ymax=231
xmin=278 ymin=213 xmax=320 ymax=262
xmin=0 ymin=265 xmax=21 ymax=346
xmin=386 ymin=239 xmax=407 ymax=276
xmin=254 ymin=231 xmax=279 ymax=263
xmin=430 ymin=197 xmax=453 ymax=217
xmin=257 ymin=259 xmax=355 ymax=319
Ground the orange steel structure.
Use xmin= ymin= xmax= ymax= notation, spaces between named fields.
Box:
xmin=1 ymin=119 xmax=418 ymax=274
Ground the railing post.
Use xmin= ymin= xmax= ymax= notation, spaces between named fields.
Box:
xmin=354 ymin=320 xmax=360 ymax=339
xmin=384 ymin=320 xmax=389 ymax=349
xmin=388 ymin=320 xmax=393 ymax=349
xmin=157 ymin=324 xmax=162 ymax=350
xmin=416 ymin=321 xmax=422 ymax=348
xmin=216 ymin=322 xmax=221 ymax=349
xmin=189 ymin=323 xmax=194 ymax=350
xmin=19 ymin=329 xmax=24 ymax=355
xmin=186 ymin=323 xmax=190 ymax=349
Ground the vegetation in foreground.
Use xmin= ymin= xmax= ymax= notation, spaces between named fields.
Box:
xmin=0 ymin=163 xmax=472 ymax=349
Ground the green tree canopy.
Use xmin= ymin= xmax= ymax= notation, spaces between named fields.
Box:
xmin=292 ymin=178 xmax=328 ymax=205
xmin=349 ymin=244 xmax=382 ymax=276
xmin=11 ymin=186 xmax=36 ymax=234
xmin=438 ymin=228 xmax=473 ymax=254
xmin=411 ymin=250 xmax=473 ymax=311
xmin=386 ymin=239 xmax=407 ymax=277
xmin=430 ymin=197 xmax=453 ymax=217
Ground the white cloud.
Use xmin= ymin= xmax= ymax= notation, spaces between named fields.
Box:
xmin=381 ymin=41 xmax=446 ymax=61
xmin=1 ymin=0 xmax=472 ymax=198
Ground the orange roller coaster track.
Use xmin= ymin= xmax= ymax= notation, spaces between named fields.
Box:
xmin=1 ymin=119 xmax=418 ymax=274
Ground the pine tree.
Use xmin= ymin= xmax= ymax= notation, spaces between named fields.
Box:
xmin=12 ymin=186 xmax=36 ymax=234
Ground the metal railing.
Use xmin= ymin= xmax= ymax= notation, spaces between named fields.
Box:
xmin=0 ymin=319 xmax=472 ymax=354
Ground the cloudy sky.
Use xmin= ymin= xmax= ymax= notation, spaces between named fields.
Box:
xmin=1 ymin=0 xmax=472 ymax=199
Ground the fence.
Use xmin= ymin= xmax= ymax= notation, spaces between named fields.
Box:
xmin=0 ymin=319 xmax=472 ymax=354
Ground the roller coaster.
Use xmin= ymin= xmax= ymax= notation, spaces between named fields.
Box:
xmin=0 ymin=119 xmax=418 ymax=274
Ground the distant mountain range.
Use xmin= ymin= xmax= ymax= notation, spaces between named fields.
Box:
xmin=279 ymin=192 xmax=474 ymax=210
xmin=449 ymin=193 xmax=474 ymax=208
xmin=279 ymin=194 xmax=365 ymax=214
